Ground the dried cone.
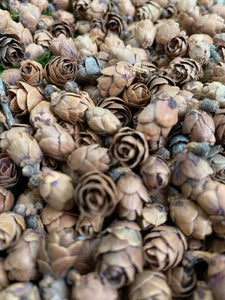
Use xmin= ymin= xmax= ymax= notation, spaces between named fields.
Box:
xmin=86 ymin=107 xmax=121 ymax=137
xmin=7 ymin=132 xmax=43 ymax=168
xmin=4 ymin=229 xmax=41 ymax=281
xmin=140 ymin=155 xmax=170 ymax=191
xmin=44 ymin=56 xmax=77 ymax=88
xmin=85 ymin=0 xmax=110 ymax=20
xmin=49 ymin=34 xmax=78 ymax=60
xmin=20 ymin=60 xmax=43 ymax=86
xmin=8 ymin=81 xmax=44 ymax=116
xmin=0 ymin=187 xmax=14 ymax=212
xmin=0 ymin=282 xmax=40 ymax=300
xmin=123 ymin=83 xmax=150 ymax=108
xmin=136 ymin=93 xmax=178 ymax=152
xmin=34 ymin=123 xmax=75 ymax=162
xmin=97 ymin=61 xmax=136 ymax=97
xmin=139 ymin=203 xmax=167 ymax=230
xmin=134 ymin=19 xmax=156 ymax=49
xmin=50 ymin=89 xmax=94 ymax=124
xmin=39 ymin=275 xmax=69 ymax=300
xmin=110 ymin=127 xmax=148 ymax=169
xmin=30 ymin=101 xmax=57 ymax=129
xmin=38 ymin=227 xmax=78 ymax=279
xmin=182 ymin=109 xmax=215 ymax=145
xmin=39 ymin=167 xmax=74 ymax=211
xmin=165 ymin=35 xmax=188 ymax=60
xmin=208 ymin=254 xmax=225 ymax=300
xmin=74 ymin=35 xmax=97 ymax=57
xmin=50 ymin=21 xmax=74 ymax=38
xmin=76 ymin=215 xmax=103 ymax=238
xmin=67 ymin=144 xmax=111 ymax=175
xmin=170 ymin=197 xmax=212 ymax=240
xmin=74 ymin=171 xmax=118 ymax=218
xmin=0 ymin=212 xmax=25 ymax=251
xmin=116 ymin=171 xmax=149 ymax=221
xmin=128 ymin=270 xmax=172 ymax=300
xmin=33 ymin=29 xmax=53 ymax=49
xmin=135 ymin=1 xmax=162 ymax=22
xmin=202 ymin=82 xmax=225 ymax=108
xmin=0 ymin=33 xmax=25 ymax=68
xmin=143 ymin=225 xmax=187 ymax=271
xmin=96 ymin=220 xmax=143 ymax=289
xmin=0 ymin=153 xmax=19 ymax=188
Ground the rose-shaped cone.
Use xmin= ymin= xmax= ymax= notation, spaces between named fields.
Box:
xmin=0 ymin=153 xmax=19 ymax=188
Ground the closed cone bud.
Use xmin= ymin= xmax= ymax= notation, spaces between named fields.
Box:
xmin=49 ymin=34 xmax=78 ymax=60
xmin=128 ymin=270 xmax=172 ymax=300
xmin=183 ymin=109 xmax=215 ymax=145
xmin=135 ymin=2 xmax=162 ymax=22
xmin=170 ymin=197 xmax=212 ymax=240
xmin=75 ymin=171 xmax=118 ymax=218
xmin=0 ymin=282 xmax=40 ymax=300
xmin=4 ymin=229 xmax=41 ymax=281
xmin=39 ymin=275 xmax=69 ymax=300
xmin=134 ymin=19 xmax=156 ymax=49
xmin=96 ymin=220 xmax=143 ymax=289
xmin=37 ymin=227 xmax=78 ymax=278
xmin=76 ymin=215 xmax=103 ymax=238
xmin=208 ymin=254 xmax=225 ymax=300
xmin=74 ymin=35 xmax=97 ymax=57
xmin=140 ymin=155 xmax=170 ymax=191
xmin=50 ymin=90 xmax=94 ymax=124
xmin=39 ymin=167 xmax=74 ymax=211
xmin=20 ymin=60 xmax=43 ymax=87
xmin=97 ymin=61 xmax=136 ymax=97
xmin=86 ymin=107 xmax=121 ymax=136
xmin=123 ymin=83 xmax=150 ymax=108
xmin=139 ymin=203 xmax=167 ymax=230
xmin=0 ymin=212 xmax=25 ymax=251
xmin=30 ymin=101 xmax=57 ymax=129
xmin=34 ymin=123 xmax=75 ymax=162
xmin=110 ymin=127 xmax=148 ymax=169
xmin=71 ymin=272 xmax=118 ymax=300
xmin=116 ymin=171 xmax=149 ymax=221
xmin=143 ymin=225 xmax=187 ymax=271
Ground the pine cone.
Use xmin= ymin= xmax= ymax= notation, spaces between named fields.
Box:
xmin=67 ymin=144 xmax=111 ymax=175
xmin=134 ymin=19 xmax=156 ymax=49
xmin=8 ymin=81 xmax=44 ymax=116
xmin=50 ymin=20 xmax=74 ymax=38
xmin=0 ymin=153 xmax=19 ymax=188
xmin=4 ymin=229 xmax=41 ymax=281
xmin=97 ymin=62 xmax=136 ymax=97
xmin=74 ymin=171 xmax=118 ymax=218
xmin=34 ymin=123 xmax=75 ymax=162
xmin=86 ymin=0 xmax=110 ymax=20
xmin=0 ymin=212 xmax=25 ymax=251
xmin=140 ymin=155 xmax=170 ymax=191
xmin=96 ymin=220 xmax=143 ymax=289
xmin=103 ymin=13 xmax=124 ymax=36
xmin=37 ymin=227 xmax=78 ymax=278
xmin=110 ymin=127 xmax=148 ymax=169
xmin=116 ymin=171 xmax=149 ymax=221
xmin=39 ymin=275 xmax=69 ymax=300
xmin=0 ymin=187 xmax=14 ymax=212
xmin=30 ymin=101 xmax=57 ymax=129
xmin=123 ymin=83 xmax=150 ymax=108
xmin=128 ymin=270 xmax=172 ymax=300
xmin=135 ymin=2 xmax=162 ymax=22
xmin=143 ymin=225 xmax=187 ymax=271
xmin=49 ymin=34 xmax=78 ymax=60
xmin=202 ymin=82 xmax=225 ymax=108
xmin=0 ymin=33 xmax=25 ymax=68
xmin=50 ymin=89 xmax=94 ymax=124
xmin=76 ymin=215 xmax=103 ymax=238
xmin=139 ymin=203 xmax=167 ymax=230
xmin=19 ymin=60 xmax=43 ymax=87
xmin=182 ymin=109 xmax=215 ymax=145
xmin=44 ymin=56 xmax=77 ymax=88
xmin=39 ymin=167 xmax=74 ymax=211
xmin=33 ymin=29 xmax=53 ymax=49
xmin=0 ymin=282 xmax=40 ymax=300
xmin=170 ymin=197 xmax=212 ymax=240
xmin=165 ymin=35 xmax=188 ymax=60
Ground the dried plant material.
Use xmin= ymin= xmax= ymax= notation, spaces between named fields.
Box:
xmin=86 ymin=107 xmax=121 ymax=136
xmin=0 ymin=282 xmax=41 ymax=300
xmin=1 ymin=69 xmax=22 ymax=89
xmin=8 ymin=81 xmax=44 ymax=116
xmin=67 ymin=144 xmax=111 ymax=175
xmin=34 ymin=123 xmax=75 ymax=162
xmin=134 ymin=19 xmax=156 ymax=49
xmin=74 ymin=35 xmax=97 ymax=57
xmin=123 ymin=83 xmax=150 ymax=108
xmin=208 ymin=153 xmax=225 ymax=183
xmin=86 ymin=0 xmax=111 ymax=20
xmin=0 ymin=187 xmax=14 ymax=212
xmin=39 ymin=275 xmax=69 ymax=300
xmin=15 ymin=188 xmax=43 ymax=217
xmin=110 ymin=127 xmax=148 ymax=169
xmin=76 ymin=215 xmax=103 ymax=238
xmin=33 ymin=30 xmax=53 ymax=49
xmin=188 ymin=40 xmax=210 ymax=65
xmin=4 ymin=20 xmax=33 ymax=46
xmin=0 ymin=212 xmax=25 ymax=251
xmin=24 ymin=43 xmax=46 ymax=60
xmin=0 ymin=9 xmax=11 ymax=32
xmin=75 ymin=171 xmax=118 ymax=218
xmin=71 ymin=272 xmax=118 ymax=300
xmin=155 ymin=19 xmax=180 ymax=51
xmin=50 ymin=89 xmax=94 ymax=124
xmin=104 ymin=13 xmax=124 ymax=36
xmin=30 ymin=101 xmax=57 ymax=129
xmin=128 ymin=270 xmax=172 ymax=300
xmin=214 ymin=108 xmax=225 ymax=146
xmin=210 ymin=215 xmax=225 ymax=239
xmin=18 ymin=3 xmax=41 ymax=32
xmin=50 ymin=20 xmax=74 ymax=38
xmin=39 ymin=167 xmax=74 ymax=211
xmin=193 ymin=13 xmax=225 ymax=37
xmin=208 ymin=254 xmax=225 ymax=300
xmin=97 ymin=61 xmax=136 ymax=97
xmin=135 ymin=1 xmax=162 ymax=22
xmin=0 ymin=153 xmax=19 ymax=188
xmin=73 ymin=124 xmax=103 ymax=148
xmin=139 ymin=203 xmax=167 ymax=230
xmin=165 ymin=35 xmax=188 ymax=60
xmin=170 ymin=197 xmax=212 ymax=239
xmin=202 ymin=82 xmax=225 ymax=108
xmin=182 ymin=109 xmax=215 ymax=145
xmin=96 ymin=220 xmax=143 ymax=289
xmin=19 ymin=60 xmax=43 ymax=87
xmin=4 ymin=229 xmax=41 ymax=281
xmin=143 ymin=225 xmax=187 ymax=271
xmin=49 ymin=34 xmax=78 ymax=60
xmin=116 ymin=170 xmax=148 ymax=220
xmin=140 ymin=155 xmax=170 ymax=191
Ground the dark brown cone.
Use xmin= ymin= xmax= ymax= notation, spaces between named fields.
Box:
xmin=0 ymin=33 xmax=25 ymax=68
xmin=143 ymin=225 xmax=187 ymax=271
xmin=96 ymin=220 xmax=143 ymax=289
xmin=71 ymin=272 xmax=118 ymax=300
xmin=110 ymin=127 xmax=148 ymax=169
xmin=116 ymin=171 xmax=149 ymax=221
xmin=50 ymin=21 xmax=74 ymax=38
xmin=123 ymin=83 xmax=150 ymax=108
xmin=128 ymin=270 xmax=172 ymax=300
xmin=0 ymin=153 xmax=19 ymax=188
xmin=103 ymin=12 xmax=124 ymax=36
xmin=67 ymin=144 xmax=111 ymax=175
xmin=4 ymin=229 xmax=41 ymax=281
xmin=19 ymin=60 xmax=43 ymax=87
xmin=165 ymin=35 xmax=188 ymax=60
xmin=74 ymin=171 xmax=118 ymax=218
